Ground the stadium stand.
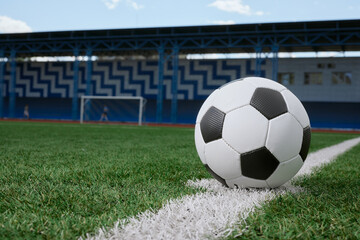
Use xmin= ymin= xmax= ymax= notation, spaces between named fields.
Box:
xmin=0 ymin=19 xmax=359 ymax=128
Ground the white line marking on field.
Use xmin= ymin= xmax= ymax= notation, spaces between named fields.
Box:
xmin=84 ymin=137 xmax=360 ymax=240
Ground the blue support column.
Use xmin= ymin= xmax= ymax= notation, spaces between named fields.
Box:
xmin=72 ymin=48 xmax=79 ymax=120
xmin=156 ymin=47 xmax=164 ymax=123
xmin=9 ymin=50 xmax=16 ymax=118
xmin=255 ymin=46 xmax=262 ymax=77
xmin=85 ymin=49 xmax=92 ymax=121
xmin=171 ymin=46 xmax=179 ymax=123
xmin=85 ymin=49 xmax=92 ymax=96
xmin=272 ymin=45 xmax=279 ymax=81
xmin=0 ymin=49 xmax=4 ymax=118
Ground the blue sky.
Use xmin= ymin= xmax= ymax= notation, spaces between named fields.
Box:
xmin=0 ymin=0 xmax=359 ymax=33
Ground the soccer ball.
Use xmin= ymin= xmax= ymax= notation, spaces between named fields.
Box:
xmin=194 ymin=77 xmax=311 ymax=188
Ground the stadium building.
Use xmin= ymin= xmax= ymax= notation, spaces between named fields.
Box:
xmin=0 ymin=19 xmax=359 ymax=128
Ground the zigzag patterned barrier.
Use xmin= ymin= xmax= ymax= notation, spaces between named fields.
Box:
xmin=1 ymin=58 xmax=359 ymax=128
xmin=1 ymin=59 xmax=253 ymax=100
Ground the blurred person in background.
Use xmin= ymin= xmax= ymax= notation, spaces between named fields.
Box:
xmin=24 ymin=104 xmax=29 ymax=120
xmin=100 ymin=104 xmax=109 ymax=121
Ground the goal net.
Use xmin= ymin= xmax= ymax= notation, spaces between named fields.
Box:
xmin=80 ymin=96 xmax=146 ymax=125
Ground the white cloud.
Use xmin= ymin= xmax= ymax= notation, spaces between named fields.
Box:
xmin=103 ymin=0 xmax=120 ymax=9
xmin=210 ymin=20 xmax=236 ymax=25
xmin=254 ymin=11 xmax=264 ymax=16
xmin=103 ymin=0 xmax=143 ymax=10
xmin=0 ymin=16 xmax=32 ymax=33
xmin=209 ymin=0 xmax=263 ymax=16
xmin=126 ymin=0 xmax=144 ymax=10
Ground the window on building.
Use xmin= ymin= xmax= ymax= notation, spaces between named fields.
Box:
xmin=332 ymin=72 xmax=352 ymax=85
xmin=317 ymin=63 xmax=325 ymax=69
xmin=304 ymin=72 xmax=323 ymax=85
xmin=328 ymin=63 xmax=336 ymax=69
xmin=278 ymin=73 xmax=295 ymax=86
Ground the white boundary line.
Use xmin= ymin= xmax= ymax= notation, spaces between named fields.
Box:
xmin=84 ymin=137 xmax=360 ymax=240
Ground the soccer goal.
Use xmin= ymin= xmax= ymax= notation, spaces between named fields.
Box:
xmin=80 ymin=96 xmax=146 ymax=125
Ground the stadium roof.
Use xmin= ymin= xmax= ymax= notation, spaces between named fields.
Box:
xmin=0 ymin=19 xmax=360 ymax=57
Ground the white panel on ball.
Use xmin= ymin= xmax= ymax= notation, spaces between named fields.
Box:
xmin=196 ymin=89 xmax=220 ymax=123
xmin=226 ymin=175 xmax=268 ymax=188
xmin=281 ymin=89 xmax=310 ymax=128
xmin=266 ymin=113 xmax=303 ymax=162
xmin=223 ymin=105 xmax=268 ymax=154
xmin=194 ymin=123 xmax=207 ymax=164
xmin=204 ymin=139 xmax=241 ymax=180
xmin=212 ymin=80 xmax=256 ymax=113
xmin=244 ymin=77 xmax=287 ymax=92
xmin=266 ymin=155 xmax=303 ymax=188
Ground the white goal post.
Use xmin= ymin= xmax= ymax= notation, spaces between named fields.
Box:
xmin=80 ymin=95 xmax=146 ymax=126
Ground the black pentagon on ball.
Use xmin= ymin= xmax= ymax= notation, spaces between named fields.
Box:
xmin=300 ymin=126 xmax=311 ymax=161
xmin=241 ymin=147 xmax=279 ymax=180
xmin=200 ymin=106 xmax=225 ymax=143
xmin=250 ymin=87 xmax=288 ymax=119
xmin=204 ymin=164 xmax=229 ymax=187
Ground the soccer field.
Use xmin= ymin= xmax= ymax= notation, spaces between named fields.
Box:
xmin=0 ymin=121 xmax=359 ymax=239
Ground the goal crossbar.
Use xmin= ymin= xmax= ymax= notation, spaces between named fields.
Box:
xmin=80 ymin=95 xmax=146 ymax=125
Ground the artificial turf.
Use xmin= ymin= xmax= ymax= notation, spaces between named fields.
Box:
xmin=0 ymin=122 xmax=207 ymax=239
xmin=0 ymin=121 xmax=358 ymax=239
xmin=228 ymin=134 xmax=360 ymax=239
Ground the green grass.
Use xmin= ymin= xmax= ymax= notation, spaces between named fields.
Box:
xmin=0 ymin=122 xmax=208 ymax=239
xmin=228 ymin=136 xmax=360 ymax=239
xmin=0 ymin=121 xmax=358 ymax=239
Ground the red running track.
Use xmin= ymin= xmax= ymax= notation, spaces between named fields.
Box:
xmin=1 ymin=118 xmax=360 ymax=134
